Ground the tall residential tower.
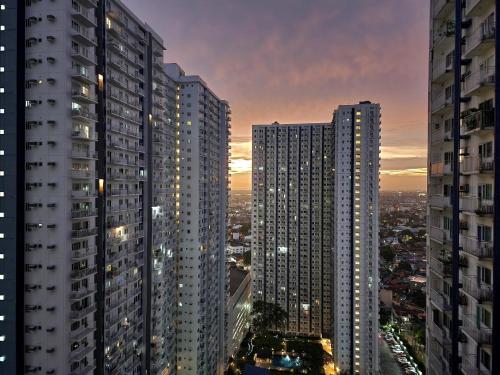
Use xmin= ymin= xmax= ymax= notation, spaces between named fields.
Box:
xmin=251 ymin=122 xmax=334 ymax=337
xmin=332 ymin=102 xmax=380 ymax=375
xmin=251 ymin=102 xmax=380 ymax=375
xmin=427 ymin=1 xmax=500 ymax=374
xmin=0 ymin=2 xmax=229 ymax=374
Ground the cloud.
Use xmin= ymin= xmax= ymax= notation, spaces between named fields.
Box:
xmin=124 ymin=0 xmax=429 ymax=190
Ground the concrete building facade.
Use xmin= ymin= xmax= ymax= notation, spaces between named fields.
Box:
xmin=251 ymin=104 xmax=380 ymax=375
xmin=332 ymin=102 xmax=381 ymax=375
xmin=251 ymin=122 xmax=334 ymax=337
xmin=0 ymin=2 xmax=228 ymax=375
xmin=427 ymin=1 xmax=500 ymax=374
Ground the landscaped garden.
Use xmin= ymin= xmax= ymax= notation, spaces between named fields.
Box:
xmin=227 ymin=301 xmax=333 ymax=374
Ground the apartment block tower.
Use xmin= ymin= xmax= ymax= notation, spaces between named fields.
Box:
xmin=251 ymin=103 xmax=380 ymax=375
xmin=251 ymin=122 xmax=334 ymax=337
xmin=0 ymin=2 xmax=229 ymax=375
xmin=428 ymin=1 xmax=500 ymax=374
xmin=164 ymin=63 xmax=230 ymax=375
xmin=332 ymin=102 xmax=380 ymax=375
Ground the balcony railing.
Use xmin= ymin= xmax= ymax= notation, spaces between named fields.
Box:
xmin=461 ymin=314 xmax=492 ymax=344
xmin=460 ymin=236 xmax=493 ymax=258
xmin=462 ymin=276 xmax=493 ymax=302
xmin=431 ymin=90 xmax=453 ymax=114
xmin=462 ymin=109 xmax=494 ymax=132
xmin=466 ymin=0 xmax=494 ymax=16
xmin=433 ymin=0 xmax=453 ymax=19
xmin=430 ymin=287 xmax=452 ymax=311
xmin=429 ymin=194 xmax=451 ymax=208
xmin=462 ymin=66 xmax=495 ymax=95
xmin=430 ymin=256 xmax=452 ymax=276
xmin=464 ymin=21 xmax=496 ymax=57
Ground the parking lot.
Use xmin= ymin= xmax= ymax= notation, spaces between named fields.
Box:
xmin=381 ymin=330 xmax=423 ymax=375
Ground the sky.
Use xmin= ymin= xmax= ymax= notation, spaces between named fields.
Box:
xmin=125 ymin=0 xmax=429 ymax=191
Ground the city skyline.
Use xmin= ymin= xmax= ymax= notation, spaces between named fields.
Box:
xmin=123 ymin=0 xmax=429 ymax=191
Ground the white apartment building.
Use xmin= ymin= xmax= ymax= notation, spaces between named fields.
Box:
xmin=332 ymin=102 xmax=380 ymax=375
xmin=427 ymin=1 xmax=499 ymax=374
xmin=0 ymin=2 xmax=229 ymax=375
xmin=164 ymin=63 xmax=230 ymax=375
xmin=251 ymin=122 xmax=334 ymax=337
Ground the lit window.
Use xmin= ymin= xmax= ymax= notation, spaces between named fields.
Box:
xmin=0 ymin=335 xmax=4 ymax=341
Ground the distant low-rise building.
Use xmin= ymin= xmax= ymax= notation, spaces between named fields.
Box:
xmin=227 ymin=267 xmax=252 ymax=360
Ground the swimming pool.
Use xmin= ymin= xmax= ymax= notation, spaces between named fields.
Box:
xmin=272 ymin=354 xmax=302 ymax=369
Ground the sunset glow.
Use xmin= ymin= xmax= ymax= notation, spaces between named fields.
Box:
xmin=125 ymin=0 xmax=429 ymax=191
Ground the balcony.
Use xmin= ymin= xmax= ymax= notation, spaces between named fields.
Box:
xmin=462 ymin=109 xmax=494 ymax=133
xmin=72 ymin=88 xmax=98 ymax=104
xmin=72 ymin=149 xmax=97 ymax=159
xmin=72 ymin=27 xmax=98 ymax=46
xmin=461 ymin=196 xmax=494 ymax=215
xmin=462 ymin=276 xmax=493 ymax=303
xmin=72 ymin=129 xmax=96 ymax=141
xmin=461 ymin=315 xmax=492 ymax=345
xmin=462 ymin=66 xmax=495 ymax=97
xmin=433 ymin=20 xmax=455 ymax=50
xmin=430 ymin=256 xmax=452 ymax=277
xmin=75 ymin=0 xmax=98 ymax=8
xmin=71 ymin=287 xmax=96 ymax=301
xmin=461 ymin=156 xmax=493 ymax=174
xmin=71 ymin=67 xmax=96 ymax=85
xmin=432 ymin=53 xmax=454 ymax=83
xmin=72 ymin=3 xmax=97 ymax=27
xmin=72 ymin=108 xmax=97 ymax=122
xmin=431 ymin=90 xmax=453 ymax=115
xmin=71 ymin=190 xmax=96 ymax=199
xmin=460 ymin=236 xmax=493 ymax=258
xmin=71 ymin=169 xmax=93 ymax=179
xmin=429 ymin=194 xmax=452 ymax=209
xmin=433 ymin=0 xmax=453 ymax=19
xmin=460 ymin=156 xmax=480 ymax=175
xmin=430 ymin=161 xmax=444 ymax=177
xmin=71 ymin=46 xmax=96 ymax=65
xmin=72 ymin=208 xmax=97 ymax=219
xmin=430 ymin=287 xmax=452 ymax=311
xmin=465 ymin=0 xmax=494 ymax=17
xmin=70 ymin=309 xmax=95 ymax=327
xmin=71 ymin=227 xmax=97 ymax=239
xmin=72 ymin=246 xmax=97 ymax=260
xmin=464 ymin=22 xmax=495 ymax=57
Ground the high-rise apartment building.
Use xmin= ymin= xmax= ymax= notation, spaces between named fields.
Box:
xmin=427 ymin=1 xmax=500 ymax=374
xmin=251 ymin=122 xmax=334 ymax=337
xmin=251 ymin=102 xmax=380 ymax=375
xmin=164 ymin=63 xmax=230 ymax=375
xmin=332 ymin=102 xmax=380 ymax=375
xmin=0 ymin=2 xmax=229 ymax=375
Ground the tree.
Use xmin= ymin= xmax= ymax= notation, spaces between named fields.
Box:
xmin=243 ymin=250 xmax=251 ymax=266
xmin=251 ymin=301 xmax=288 ymax=334
xmin=394 ymin=260 xmax=412 ymax=273
xmin=380 ymin=245 xmax=395 ymax=263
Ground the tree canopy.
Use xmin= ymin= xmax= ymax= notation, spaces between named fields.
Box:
xmin=251 ymin=300 xmax=288 ymax=334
